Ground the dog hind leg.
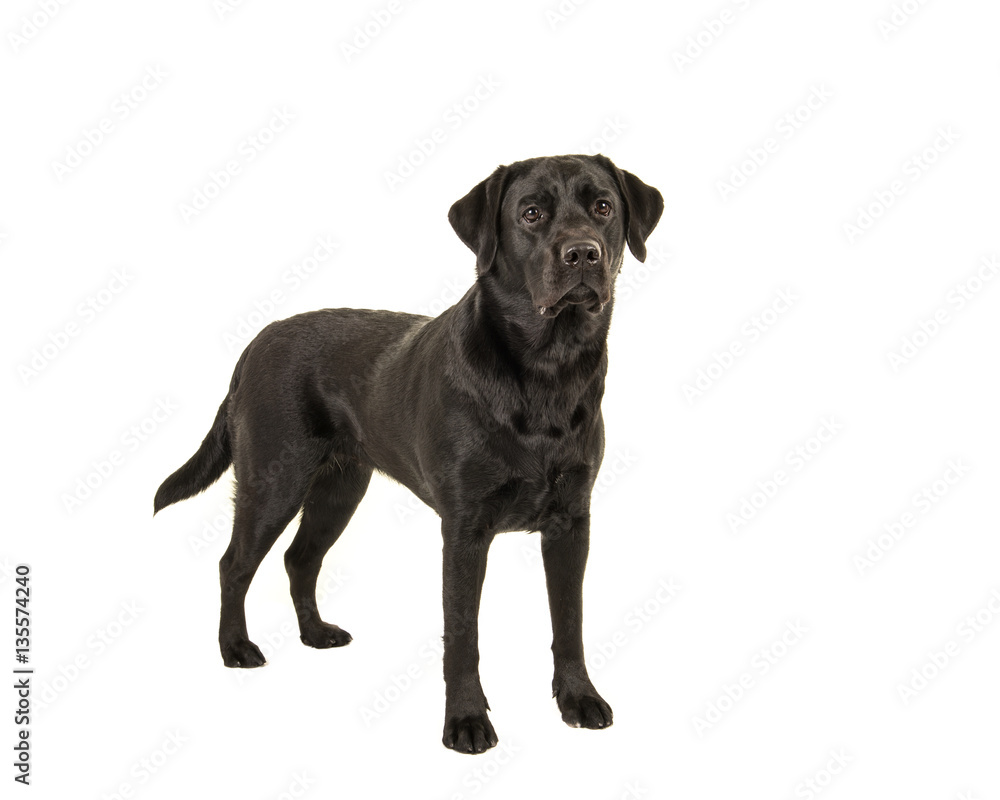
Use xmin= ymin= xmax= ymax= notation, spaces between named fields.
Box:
xmin=284 ymin=458 xmax=372 ymax=648
xmin=218 ymin=442 xmax=319 ymax=668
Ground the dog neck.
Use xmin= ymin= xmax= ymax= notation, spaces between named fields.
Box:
xmin=442 ymin=274 xmax=612 ymax=425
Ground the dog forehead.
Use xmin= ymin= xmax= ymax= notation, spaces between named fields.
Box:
xmin=503 ymin=155 xmax=618 ymax=207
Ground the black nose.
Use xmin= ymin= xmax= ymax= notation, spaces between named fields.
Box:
xmin=562 ymin=240 xmax=601 ymax=267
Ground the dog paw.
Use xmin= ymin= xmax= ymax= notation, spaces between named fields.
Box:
xmin=442 ymin=712 xmax=499 ymax=754
xmin=221 ymin=639 xmax=266 ymax=668
xmin=556 ymin=687 xmax=613 ymax=729
xmin=300 ymin=622 xmax=352 ymax=649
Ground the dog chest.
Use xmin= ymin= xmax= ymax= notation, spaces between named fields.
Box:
xmin=474 ymin=456 xmax=595 ymax=534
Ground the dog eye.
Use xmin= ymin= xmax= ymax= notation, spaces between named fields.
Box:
xmin=522 ymin=207 xmax=542 ymax=223
xmin=595 ymin=200 xmax=612 ymax=217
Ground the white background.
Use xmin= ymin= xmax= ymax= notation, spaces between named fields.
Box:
xmin=3 ymin=0 xmax=1000 ymax=798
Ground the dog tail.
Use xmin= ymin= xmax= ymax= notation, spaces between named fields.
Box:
xmin=153 ymin=350 xmax=247 ymax=515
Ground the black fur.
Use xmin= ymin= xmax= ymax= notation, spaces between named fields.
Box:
xmin=154 ymin=154 xmax=663 ymax=753
xmin=153 ymin=349 xmax=249 ymax=512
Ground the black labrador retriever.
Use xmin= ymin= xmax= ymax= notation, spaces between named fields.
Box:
xmin=154 ymin=154 xmax=663 ymax=753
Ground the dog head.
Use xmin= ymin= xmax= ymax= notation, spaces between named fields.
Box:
xmin=449 ymin=154 xmax=663 ymax=318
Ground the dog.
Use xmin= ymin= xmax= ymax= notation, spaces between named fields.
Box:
xmin=154 ymin=153 xmax=663 ymax=753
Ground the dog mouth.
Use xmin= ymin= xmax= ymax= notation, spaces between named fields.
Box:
xmin=537 ymin=283 xmax=607 ymax=317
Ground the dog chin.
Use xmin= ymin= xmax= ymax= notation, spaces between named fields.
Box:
xmin=536 ymin=286 xmax=607 ymax=317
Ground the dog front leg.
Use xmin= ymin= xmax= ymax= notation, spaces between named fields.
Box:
xmin=440 ymin=522 xmax=498 ymax=754
xmin=541 ymin=515 xmax=613 ymax=729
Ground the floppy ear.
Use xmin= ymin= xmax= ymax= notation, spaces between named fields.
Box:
xmin=448 ymin=165 xmax=507 ymax=275
xmin=598 ymin=156 xmax=664 ymax=263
